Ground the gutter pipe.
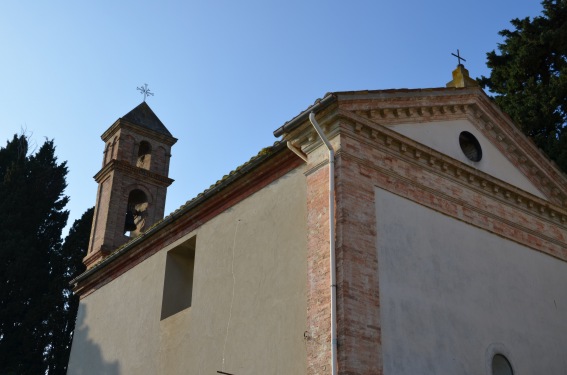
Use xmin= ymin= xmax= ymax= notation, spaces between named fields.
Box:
xmin=273 ymin=93 xmax=336 ymax=138
xmin=308 ymin=112 xmax=337 ymax=375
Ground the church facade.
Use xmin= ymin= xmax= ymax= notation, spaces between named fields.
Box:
xmin=68 ymin=67 xmax=567 ymax=374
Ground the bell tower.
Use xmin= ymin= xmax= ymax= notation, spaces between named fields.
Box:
xmin=84 ymin=102 xmax=177 ymax=269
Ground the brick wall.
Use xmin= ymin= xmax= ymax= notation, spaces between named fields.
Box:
xmin=85 ymin=123 xmax=174 ymax=269
xmin=304 ymin=137 xmax=383 ymax=375
xmin=302 ymin=111 xmax=567 ymax=374
xmin=305 ymin=163 xmax=332 ymax=374
xmin=335 ymin=153 xmax=382 ymax=374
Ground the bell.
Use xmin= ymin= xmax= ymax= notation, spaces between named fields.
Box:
xmin=124 ymin=210 xmax=137 ymax=232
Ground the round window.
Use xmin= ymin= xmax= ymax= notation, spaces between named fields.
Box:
xmin=492 ymin=354 xmax=513 ymax=375
xmin=459 ymin=131 xmax=482 ymax=162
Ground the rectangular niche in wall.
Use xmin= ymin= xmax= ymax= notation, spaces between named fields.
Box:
xmin=160 ymin=235 xmax=196 ymax=320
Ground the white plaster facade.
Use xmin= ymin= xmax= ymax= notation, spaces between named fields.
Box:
xmin=376 ymin=187 xmax=567 ymax=374
xmin=68 ymin=167 xmax=308 ymax=374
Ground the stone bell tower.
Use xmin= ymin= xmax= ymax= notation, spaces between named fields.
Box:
xmin=84 ymin=102 xmax=177 ymax=269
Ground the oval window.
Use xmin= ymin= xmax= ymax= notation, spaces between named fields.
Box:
xmin=492 ymin=354 xmax=513 ymax=375
xmin=459 ymin=131 xmax=482 ymax=162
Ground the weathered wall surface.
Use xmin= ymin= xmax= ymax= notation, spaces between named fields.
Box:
xmin=376 ymin=187 xmax=567 ymax=374
xmin=68 ymin=166 xmax=308 ymax=374
xmin=298 ymin=108 xmax=567 ymax=374
xmin=389 ymin=119 xmax=545 ymax=199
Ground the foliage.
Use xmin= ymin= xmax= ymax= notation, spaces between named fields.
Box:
xmin=0 ymin=134 xmax=93 ymax=374
xmin=45 ymin=207 xmax=93 ymax=374
xmin=479 ymin=0 xmax=567 ymax=172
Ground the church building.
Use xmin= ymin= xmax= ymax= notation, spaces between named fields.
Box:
xmin=68 ymin=65 xmax=567 ymax=374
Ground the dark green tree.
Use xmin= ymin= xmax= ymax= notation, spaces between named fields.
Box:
xmin=0 ymin=135 xmax=92 ymax=374
xmin=44 ymin=207 xmax=93 ymax=374
xmin=0 ymin=135 xmax=69 ymax=374
xmin=479 ymin=0 xmax=567 ymax=172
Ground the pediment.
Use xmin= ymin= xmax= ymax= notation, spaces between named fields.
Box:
xmin=386 ymin=119 xmax=545 ymax=198
xmin=337 ymin=88 xmax=567 ymax=208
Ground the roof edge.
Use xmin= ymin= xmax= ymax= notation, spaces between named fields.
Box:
xmin=273 ymin=93 xmax=337 ymax=138
xmin=71 ymin=141 xmax=288 ymax=286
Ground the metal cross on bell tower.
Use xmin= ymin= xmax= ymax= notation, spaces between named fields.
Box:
xmin=137 ymin=83 xmax=154 ymax=102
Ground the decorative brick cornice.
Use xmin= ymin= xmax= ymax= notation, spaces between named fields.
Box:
xmin=281 ymin=98 xmax=567 ymax=258
xmin=286 ymin=89 xmax=567 ymax=207
xmin=351 ymin=103 xmax=470 ymax=124
xmin=101 ymin=119 xmax=178 ymax=145
xmin=284 ymin=106 xmax=340 ymax=155
xmin=340 ymin=93 xmax=567 ymax=207
xmin=339 ymin=111 xmax=567 ymax=228
xmin=94 ymin=159 xmax=174 ymax=187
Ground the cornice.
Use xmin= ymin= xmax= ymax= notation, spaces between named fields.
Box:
xmin=350 ymin=102 xmax=473 ymax=125
xmin=101 ymin=119 xmax=178 ymax=145
xmin=337 ymin=111 xmax=567 ymax=228
xmin=340 ymin=95 xmax=567 ymax=207
xmin=471 ymin=95 xmax=567 ymax=201
xmin=94 ymin=159 xmax=174 ymax=187
xmin=284 ymin=106 xmax=340 ymax=155
xmin=340 ymin=149 xmax=567 ymax=254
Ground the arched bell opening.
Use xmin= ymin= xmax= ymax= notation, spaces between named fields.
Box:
xmin=136 ymin=141 xmax=152 ymax=170
xmin=124 ymin=189 xmax=148 ymax=237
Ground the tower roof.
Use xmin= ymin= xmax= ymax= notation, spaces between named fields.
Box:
xmin=121 ymin=101 xmax=173 ymax=137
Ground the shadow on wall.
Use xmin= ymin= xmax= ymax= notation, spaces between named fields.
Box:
xmin=67 ymin=305 xmax=120 ymax=375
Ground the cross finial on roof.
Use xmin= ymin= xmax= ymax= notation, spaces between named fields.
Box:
xmin=137 ymin=83 xmax=154 ymax=102
xmin=451 ymin=49 xmax=466 ymax=66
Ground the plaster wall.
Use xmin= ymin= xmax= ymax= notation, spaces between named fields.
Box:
xmin=68 ymin=166 xmax=308 ymax=374
xmin=68 ymin=251 xmax=161 ymax=374
xmin=376 ymin=187 xmax=567 ymax=374
xmin=388 ymin=119 xmax=545 ymax=199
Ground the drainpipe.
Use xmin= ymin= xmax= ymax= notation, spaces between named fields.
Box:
xmin=309 ymin=112 xmax=337 ymax=375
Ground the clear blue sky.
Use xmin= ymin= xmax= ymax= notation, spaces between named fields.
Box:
xmin=0 ymin=1 xmax=545 ymax=234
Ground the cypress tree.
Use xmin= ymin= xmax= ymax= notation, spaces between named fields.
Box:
xmin=0 ymin=135 xmax=91 ymax=374
xmin=44 ymin=207 xmax=93 ymax=374
xmin=479 ymin=0 xmax=567 ymax=172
